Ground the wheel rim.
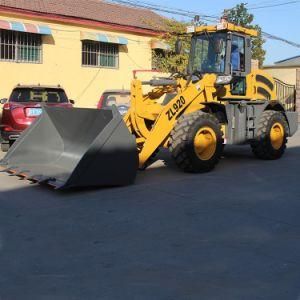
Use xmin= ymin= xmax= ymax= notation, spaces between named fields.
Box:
xmin=194 ymin=127 xmax=217 ymax=160
xmin=270 ymin=122 xmax=284 ymax=150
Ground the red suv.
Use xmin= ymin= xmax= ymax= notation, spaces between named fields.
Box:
xmin=0 ymin=85 xmax=74 ymax=152
xmin=97 ymin=89 xmax=130 ymax=115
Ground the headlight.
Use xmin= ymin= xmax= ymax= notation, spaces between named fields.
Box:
xmin=216 ymin=75 xmax=233 ymax=85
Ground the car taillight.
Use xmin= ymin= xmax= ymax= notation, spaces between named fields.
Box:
xmin=3 ymin=125 xmax=14 ymax=132
xmin=5 ymin=103 xmax=22 ymax=111
xmin=3 ymin=103 xmax=10 ymax=110
xmin=97 ymin=95 xmax=105 ymax=109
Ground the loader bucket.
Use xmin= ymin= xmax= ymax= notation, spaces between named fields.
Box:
xmin=0 ymin=106 xmax=138 ymax=189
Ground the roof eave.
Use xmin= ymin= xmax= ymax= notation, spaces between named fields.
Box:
xmin=263 ymin=65 xmax=300 ymax=69
xmin=275 ymin=55 xmax=300 ymax=64
xmin=0 ymin=5 xmax=164 ymax=36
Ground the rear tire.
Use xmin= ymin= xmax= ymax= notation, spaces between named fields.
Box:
xmin=251 ymin=110 xmax=288 ymax=160
xmin=1 ymin=142 xmax=10 ymax=152
xmin=169 ymin=111 xmax=223 ymax=173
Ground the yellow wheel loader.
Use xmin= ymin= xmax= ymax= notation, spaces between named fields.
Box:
xmin=1 ymin=21 xmax=298 ymax=189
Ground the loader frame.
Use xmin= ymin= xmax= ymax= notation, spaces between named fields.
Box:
xmin=124 ymin=21 xmax=298 ymax=168
xmin=1 ymin=21 xmax=298 ymax=189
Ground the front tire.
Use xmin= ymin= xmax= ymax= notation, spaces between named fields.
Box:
xmin=169 ymin=111 xmax=224 ymax=173
xmin=251 ymin=110 xmax=288 ymax=160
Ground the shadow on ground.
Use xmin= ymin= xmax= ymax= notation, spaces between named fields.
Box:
xmin=0 ymin=145 xmax=300 ymax=299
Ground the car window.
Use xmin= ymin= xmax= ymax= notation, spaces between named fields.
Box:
xmin=103 ymin=93 xmax=130 ymax=107
xmin=9 ymin=88 xmax=69 ymax=103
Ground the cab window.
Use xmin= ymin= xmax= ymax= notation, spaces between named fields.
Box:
xmin=231 ymin=35 xmax=245 ymax=72
xmin=190 ymin=33 xmax=227 ymax=74
xmin=231 ymin=77 xmax=246 ymax=96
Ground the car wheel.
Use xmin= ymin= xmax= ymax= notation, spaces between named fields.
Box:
xmin=1 ymin=142 xmax=10 ymax=153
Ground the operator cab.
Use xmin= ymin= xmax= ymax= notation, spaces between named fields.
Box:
xmin=187 ymin=22 xmax=257 ymax=95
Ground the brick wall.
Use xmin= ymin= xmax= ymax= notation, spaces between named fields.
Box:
xmin=296 ymin=69 xmax=300 ymax=120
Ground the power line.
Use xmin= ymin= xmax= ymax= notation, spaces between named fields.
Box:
xmin=247 ymin=0 xmax=300 ymax=10
xmin=247 ymin=0 xmax=281 ymax=6
xmin=126 ymin=0 xmax=218 ymax=19
xmin=106 ymin=0 xmax=218 ymax=21
xmin=105 ymin=0 xmax=300 ymax=50
xmin=222 ymin=4 xmax=300 ymax=49
xmin=218 ymin=0 xmax=300 ymax=11
xmin=263 ymin=32 xmax=300 ymax=48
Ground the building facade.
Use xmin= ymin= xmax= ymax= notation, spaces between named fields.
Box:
xmin=0 ymin=0 xmax=165 ymax=108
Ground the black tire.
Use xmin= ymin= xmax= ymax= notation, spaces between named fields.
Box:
xmin=169 ymin=111 xmax=223 ymax=173
xmin=1 ymin=142 xmax=10 ymax=152
xmin=251 ymin=110 xmax=288 ymax=160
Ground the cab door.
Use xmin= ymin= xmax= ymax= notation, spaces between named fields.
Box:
xmin=229 ymin=34 xmax=251 ymax=96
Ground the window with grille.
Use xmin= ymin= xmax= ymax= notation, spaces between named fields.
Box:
xmin=82 ymin=41 xmax=119 ymax=68
xmin=0 ymin=30 xmax=42 ymax=63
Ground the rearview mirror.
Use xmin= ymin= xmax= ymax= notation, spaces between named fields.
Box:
xmin=175 ymin=39 xmax=183 ymax=55
xmin=69 ymin=99 xmax=75 ymax=105
xmin=0 ymin=98 xmax=7 ymax=104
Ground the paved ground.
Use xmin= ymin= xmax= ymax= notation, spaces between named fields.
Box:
xmin=0 ymin=133 xmax=300 ymax=300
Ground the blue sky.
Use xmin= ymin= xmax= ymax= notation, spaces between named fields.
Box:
xmin=149 ymin=0 xmax=300 ymax=65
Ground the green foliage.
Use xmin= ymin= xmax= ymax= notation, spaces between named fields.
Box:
xmin=152 ymin=19 xmax=191 ymax=73
xmin=226 ymin=3 xmax=266 ymax=67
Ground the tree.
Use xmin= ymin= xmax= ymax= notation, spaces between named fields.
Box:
xmin=226 ymin=3 xmax=266 ymax=67
xmin=151 ymin=19 xmax=192 ymax=73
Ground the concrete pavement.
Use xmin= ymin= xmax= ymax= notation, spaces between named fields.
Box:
xmin=0 ymin=133 xmax=300 ymax=299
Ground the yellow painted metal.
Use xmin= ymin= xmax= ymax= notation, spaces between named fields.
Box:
xmin=125 ymin=67 xmax=279 ymax=167
xmin=194 ymin=127 xmax=217 ymax=160
xmin=270 ymin=122 xmax=284 ymax=150
xmin=123 ymin=23 xmax=280 ymax=169
xmin=220 ymin=70 xmax=277 ymax=101
xmin=127 ymin=77 xmax=204 ymax=167
xmin=194 ymin=22 xmax=258 ymax=37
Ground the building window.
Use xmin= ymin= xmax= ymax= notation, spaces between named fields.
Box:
xmin=0 ymin=30 xmax=42 ymax=63
xmin=82 ymin=41 xmax=119 ymax=68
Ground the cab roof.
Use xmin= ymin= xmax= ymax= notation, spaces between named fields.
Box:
xmin=13 ymin=84 xmax=65 ymax=90
xmin=189 ymin=21 xmax=258 ymax=37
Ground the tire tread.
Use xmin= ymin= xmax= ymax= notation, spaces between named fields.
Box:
xmin=169 ymin=111 xmax=223 ymax=172
xmin=251 ymin=110 xmax=288 ymax=160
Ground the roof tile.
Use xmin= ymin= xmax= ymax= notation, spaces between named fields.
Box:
xmin=0 ymin=0 xmax=166 ymax=32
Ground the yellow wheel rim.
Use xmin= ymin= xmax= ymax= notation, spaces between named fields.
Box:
xmin=194 ymin=127 xmax=217 ymax=161
xmin=270 ymin=122 xmax=284 ymax=150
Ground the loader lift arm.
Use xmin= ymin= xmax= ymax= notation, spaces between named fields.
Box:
xmin=125 ymin=73 xmax=219 ymax=168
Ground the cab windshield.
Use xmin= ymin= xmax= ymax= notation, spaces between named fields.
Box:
xmin=189 ymin=33 xmax=227 ymax=74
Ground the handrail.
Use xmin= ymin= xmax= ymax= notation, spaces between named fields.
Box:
xmin=274 ymin=77 xmax=295 ymax=89
xmin=274 ymin=78 xmax=296 ymax=112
